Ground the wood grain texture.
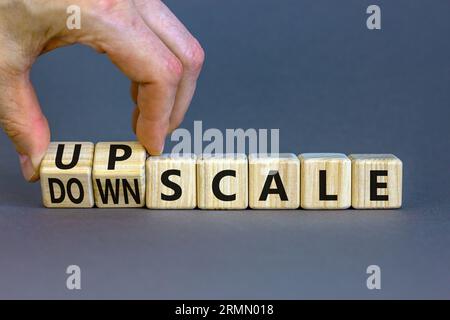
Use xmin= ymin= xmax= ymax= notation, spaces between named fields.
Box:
xmin=40 ymin=142 xmax=94 ymax=208
xmin=249 ymin=153 xmax=300 ymax=209
xmin=93 ymin=141 xmax=146 ymax=208
xmin=146 ymin=154 xmax=197 ymax=209
xmin=299 ymin=153 xmax=351 ymax=209
xmin=349 ymin=154 xmax=402 ymax=209
xmin=197 ymin=154 xmax=248 ymax=209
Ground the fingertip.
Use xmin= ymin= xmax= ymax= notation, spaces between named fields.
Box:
xmin=141 ymin=140 xmax=165 ymax=156
xmin=141 ymin=137 xmax=165 ymax=156
xmin=16 ymin=119 xmax=49 ymax=183
xmin=136 ymin=116 xmax=167 ymax=155
xmin=19 ymin=153 xmax=41 ymax=182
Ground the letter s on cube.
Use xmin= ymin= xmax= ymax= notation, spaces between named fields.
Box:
xmin=146 ymin=154 xmax=197 ymax=209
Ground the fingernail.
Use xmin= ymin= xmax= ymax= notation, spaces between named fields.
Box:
xmin=19 ymin=154 xmax=39 ymax=182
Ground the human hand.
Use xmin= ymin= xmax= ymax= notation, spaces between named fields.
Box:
xmin=0 ymin=0 xmax=204 ymax=181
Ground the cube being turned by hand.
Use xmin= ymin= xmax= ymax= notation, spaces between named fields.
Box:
xmin=93 ymin=142 xmax=146 ymax=208
xmin=40 ymin=142 xmax=95 ymax=208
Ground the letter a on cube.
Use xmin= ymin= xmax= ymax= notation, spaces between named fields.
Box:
xmin=349 ymin=154 xmax=402 ymax=209
xmin=40 ymin=142 xmax=95 ymax=208
xmin=197 ymin=154 xmax=248 ymax=209
xmin=93 ymin=142 xmax=146 ymax=208
xmin=249 ymin=153 xmax=300 ymax=209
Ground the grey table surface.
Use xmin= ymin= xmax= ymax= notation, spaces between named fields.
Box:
xmin=0 ymin=0 xmax=449 ymax=299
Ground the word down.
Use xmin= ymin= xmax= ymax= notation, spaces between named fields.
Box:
xmin=40 ymin=142 xmax=403 ymax=209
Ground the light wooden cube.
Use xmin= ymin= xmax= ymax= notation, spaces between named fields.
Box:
xmin=93 ymin=141 xmax=146 ymax=208
xmin=146 ymin=154 xmax=196 ymax=209
xmin=249 ymin=153 xmax=300 ymax=209
xmin=40 ymin=142 xmax=94 ymax=208
xmin=197 ymin=154 xmax=248 ymax=209
xmin=299 ymin=153 xmax=351 ymax=209
xmin=349 ymin=154 xmax=402 ymax=209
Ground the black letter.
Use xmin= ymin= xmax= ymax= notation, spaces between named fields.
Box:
xmin=319 ymin=170 xmax=338 ymax=201
xmin=259 ymin=170 xmax=288 ymax=201
xmin=370 ymin=170 xmax=388 ymax=201
xmin=67 ymin=178 xmax=84 ymax=204
xmin=122 ymin=179 xmax=141 ymax=204
xmin=55 ymin=144 xmax=81 ymax=170
xmin=108 ymin=144 xmax=132 ymax=170
xmin=48 ymin=178 xmax=65 ymax=203
xmin=161 ymin=169 xmax=182 ymax=201
xmin=212 ymin=170 xmax=236 ymax=201
xmin=95 ymin=179 xmax=120 ymax=204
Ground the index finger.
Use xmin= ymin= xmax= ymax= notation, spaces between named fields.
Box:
xmin=82 ymin=2 xmax=182 ymax=154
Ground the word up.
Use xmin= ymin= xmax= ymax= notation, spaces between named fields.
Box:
xmin=40 ymin=142 xmax=403 ymax=209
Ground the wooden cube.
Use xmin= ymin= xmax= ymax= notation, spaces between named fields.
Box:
xmin=197 ymin=154 xmax=248 ymax=209
xmin=249 ymin=153 xmax=300 ymax=209
xmin=93 ymin=141 xmax=146 ymax=207
xmin=349 ymin=154 xmax=402 ymax=209
xmin=299 ymin=153 xmax=351 ymax=209
xmin=40 ymin=142 xmax=94 ymax=208
xmin=146 ymin=154 xmax=196 ymax=209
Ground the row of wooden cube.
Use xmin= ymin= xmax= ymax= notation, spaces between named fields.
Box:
xmin=40 ymin=142 xmax=402 ymax=209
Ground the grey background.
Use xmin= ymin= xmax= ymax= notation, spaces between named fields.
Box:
xmin=0 ymin=0 xmax=449 ymax=299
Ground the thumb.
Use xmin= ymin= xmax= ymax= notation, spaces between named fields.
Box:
xmin=0 ymin=71 xmax=50 ymax=182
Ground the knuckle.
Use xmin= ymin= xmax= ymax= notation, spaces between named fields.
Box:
xmin=94 ymin=0 xmax=121 ymax=13
xmin=181 ymin=38 xmax=205 ymax=74
xmin=90 ymin=0 xmax=130 ymax=30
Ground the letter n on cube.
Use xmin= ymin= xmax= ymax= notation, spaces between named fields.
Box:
xmin=93 ymin=142 xmax=146 ymax=208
